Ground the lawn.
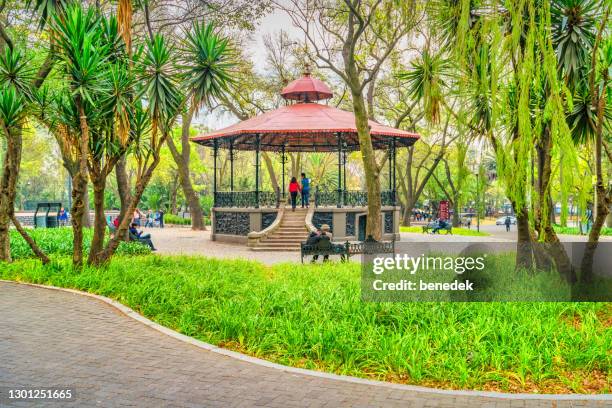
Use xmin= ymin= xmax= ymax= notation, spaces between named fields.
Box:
xmin=554 ymin=225 xmax=612 ymax=236
xmin=400 ymin=225 xmax=490 ymax=236
xmin=0 ymin=255 xmax=609 ymax=394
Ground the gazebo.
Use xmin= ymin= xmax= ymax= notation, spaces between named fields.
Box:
xmin=191 ymin=71 xmax=419 ymax=248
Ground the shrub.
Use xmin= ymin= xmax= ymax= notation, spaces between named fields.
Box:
xmin=9 ymin=228 xmax=151 ymax=259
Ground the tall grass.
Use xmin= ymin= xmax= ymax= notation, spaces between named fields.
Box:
xmin=553 ymin=225 xmax=612 ymax=236
xmin=9 ymin=228 xmax=150 ymax=259
xmin=0 ymin=255 xmax=608 ymax=393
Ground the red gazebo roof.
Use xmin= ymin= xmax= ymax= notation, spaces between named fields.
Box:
xmin=280 ymin=72 xmax=333 ymax=102
xmin=192 ymin=73 xmax=420 ymax=152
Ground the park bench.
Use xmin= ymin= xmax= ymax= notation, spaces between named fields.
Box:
xmin=422 ymin=223 xmax=452 ymax=235
xmin=301 ymin=236 xmax=395 ymax=263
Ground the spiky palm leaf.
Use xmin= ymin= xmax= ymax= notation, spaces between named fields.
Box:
xmin=0 ymin=47 xmax=34 ymax=100
xmin=26 ymin=0 xmax=69 ymax=30
xmin=551 ymin=0 xmax=600 ymax=88
xmin=138 ymin=34 xmax=181 ymax=140
xmin=398 ymin=49 xmax=450 ymax=124
xmin=0 ymin=87 xmax=27 ymax=131
xmin=52 ymin=4 xmax=108 ymax=106
xmin=180 ymin=22 xmax=236 ymax=109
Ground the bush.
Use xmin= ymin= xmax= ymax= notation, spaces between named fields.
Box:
xmin=164 ymin=214 xmax=192 ymax=225
xmin=9 ymin=228 xmax=151 ymax=259
xmin=164 ymin=213 xmax=210 ymax=226
xmin=554 ymin=225 xmax=612 ymax=236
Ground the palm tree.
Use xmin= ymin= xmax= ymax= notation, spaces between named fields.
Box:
xmin=51 ymin=4 xmax=109 ymax=265
xmin=165 ymin=22 xmax=236 ymax=231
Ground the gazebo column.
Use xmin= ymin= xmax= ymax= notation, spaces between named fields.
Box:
xmin=388 ymin=140 xmax=393 ymax=191
xmin=342 ymin=149 xmax=347 ymax=193
xmin=229 ymin=140 xmax=234 ymax=192
xmin=255 ymin=134 xmax=260 ymax=209
xmin=281 ymin=145 xmax=286 ymax=200
xmin=392 ymin=138 xmax=397 ymax=205
xmin=213 ymin=139 xmax=218 ymax=207
xmin=337 ymin=133 xmax=342 ymax=208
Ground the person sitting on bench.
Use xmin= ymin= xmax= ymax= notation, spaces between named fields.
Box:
xmin=129 ymin=222 xmax=156 ymax=251
xmin=431 ymin=218 xmax=448 ymax=234
xmin=310 ymin=224 xmax=333 ymax=263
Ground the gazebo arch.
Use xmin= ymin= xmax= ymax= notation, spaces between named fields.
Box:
xmin=191 ymin=71 xmax=419 ymax=246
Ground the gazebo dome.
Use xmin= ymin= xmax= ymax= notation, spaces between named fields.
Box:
xmin=280 ymin=70 xmax=333 ymax=102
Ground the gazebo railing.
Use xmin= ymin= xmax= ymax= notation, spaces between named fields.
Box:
xmin=215 ymin=191 xmax=279 ymax=208
xmin=313 ymin=188 xmax=397 ymax=208
xmin=214 ymin=189 xmax=395 ymax=208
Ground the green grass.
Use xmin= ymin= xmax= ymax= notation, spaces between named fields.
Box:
xmin=554 ymin=225 xmax=612 ymax=236
xmin=9 ymin=228 xmax=151 ymax=259
xmin=400 ymin=225 xmax=490 ymax=236
xmin=0 ymin=255 xmax=608 ymax=394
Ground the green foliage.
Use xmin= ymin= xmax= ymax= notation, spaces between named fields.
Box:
xmin=551 ymin=0 xmax=600 ymax=88
xmin=164 ymin=214 xmax=192 ymax=225
xmin=554 ymin=225 xmax=612 ymax=236
xmin=8 ymin=228 xmax=150 ymax=259
xmin=397 ymin=49 xmax=450 ymax=123
xmin=0 ymin=87 xmax=27 ymax=130
xmin=0 ymin=255 xmax=608 ymax=392
xmin=0 ymin=47 xmax=34 ymax=99
xmin=180 ymin=22 xmax=236 ymax=108
xmin=138 ymin=34 xmax=181 ymax=133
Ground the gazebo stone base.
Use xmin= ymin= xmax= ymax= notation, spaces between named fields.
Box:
xmin=211 ymin=206 xmax=400 ymax=244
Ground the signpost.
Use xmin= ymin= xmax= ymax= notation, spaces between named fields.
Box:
xmin=439 ymin=200 xmax=449 ymax=220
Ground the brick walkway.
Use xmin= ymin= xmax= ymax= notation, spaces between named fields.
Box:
xmin=0 ymin=282 xmax=607 ymax=407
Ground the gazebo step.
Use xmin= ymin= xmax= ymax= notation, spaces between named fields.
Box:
xmin=251 ymin=247 xmax=300 ymax=252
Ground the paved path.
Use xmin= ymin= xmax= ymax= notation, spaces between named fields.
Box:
xmin=0 ymin=282 xmax=607 ymax=407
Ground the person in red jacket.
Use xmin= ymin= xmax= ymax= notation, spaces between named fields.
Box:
xmin=288 ymin=177 xmax=301 ymax=211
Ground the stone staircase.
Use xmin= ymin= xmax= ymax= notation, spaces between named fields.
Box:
xmin=251 ymin=207 xmax=308 ymax=251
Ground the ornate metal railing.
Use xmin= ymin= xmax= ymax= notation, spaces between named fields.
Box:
xmin=215 ymin=191 xmax=279 ymax=208
xmin=381 ymin=190 xmax=396 ymax=206
xmin=314 ymin=189 xmax=396 ymax=208
xmin=314 ymin=189 xmax=339 ymax=207
xmin=343 ymin=190 xmax=368 ymax=207
xmin=215 ymin=189 xmax=395 ymax=208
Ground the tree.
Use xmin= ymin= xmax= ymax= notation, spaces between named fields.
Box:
xmin=280 ymin=0 xmax=419 ymax=239
xmin=167 ymin=22 xmax=236 ymax=231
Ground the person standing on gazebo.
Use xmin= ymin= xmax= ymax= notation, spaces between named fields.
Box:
xmin=300 ymin=173 xmax=311 ymax=209
xmin=288 ymin=177 xmax=301 ymax=211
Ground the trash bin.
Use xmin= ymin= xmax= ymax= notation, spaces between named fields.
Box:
xmin=34 ymin=202 xmax=62 ymax=228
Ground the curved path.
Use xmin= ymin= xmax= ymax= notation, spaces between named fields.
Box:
xmin=0 ymin=282 xmax=607 ymax=407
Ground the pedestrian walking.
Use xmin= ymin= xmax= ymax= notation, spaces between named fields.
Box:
xmin=289 ymin=177 xmax=301 ymax=211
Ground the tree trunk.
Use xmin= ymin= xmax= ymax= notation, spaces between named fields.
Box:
xmin=514 ymin=204 xmax=534 ymax=271
xmin=262 ymin=152 xmax=280 ymax=196
xmin=87 ymin=174 xmax=107 ymax=265
xmin=72 ymin=102 xmax=90 ymax=266
xmin=349 ymin=81 xmax=382 ymax=240
xmin=93 ymin=135 xmax=168 ymax=265
xmin=580 ymin=73 xmax=610 ymax=282
xmin=0 ymin=133 xmax=12 ymax=261
xmin=115 ymin=154 xmax=131 ymax=240
xmin=166 ymin=109 xmax=205 ymax=230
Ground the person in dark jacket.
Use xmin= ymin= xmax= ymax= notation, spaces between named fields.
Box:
xmin=300 ymin=173 xmax=311 ymax=208
xmin=129 ymin=223 xmax=156 ymax=251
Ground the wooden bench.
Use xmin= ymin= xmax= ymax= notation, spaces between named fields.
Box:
xmin=422 ymin=223 xmax=452 ymax=234
xmin=301 ymin=237 xmax=395 ymax=263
